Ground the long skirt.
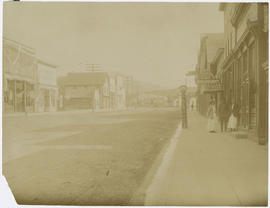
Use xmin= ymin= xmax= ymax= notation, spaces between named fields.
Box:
xmin=228 ymin=114 xmax=237 ymax=129
xmin=207 ymin=117 xmax=218 ymax=132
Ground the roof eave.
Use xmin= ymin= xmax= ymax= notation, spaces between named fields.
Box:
xmin=219 ymin=3 xmax=225 ymax=11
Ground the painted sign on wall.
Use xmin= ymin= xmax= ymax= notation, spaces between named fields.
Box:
xmin=38 ymin=62 xmax=57 ymax=86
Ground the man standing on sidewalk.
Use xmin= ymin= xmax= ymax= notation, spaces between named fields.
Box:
xmin=218 ymin=98 xmax=229 ymax=132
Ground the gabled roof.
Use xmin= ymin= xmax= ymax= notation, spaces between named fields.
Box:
xmin=58 ymin=71 xmax=108 ymax=86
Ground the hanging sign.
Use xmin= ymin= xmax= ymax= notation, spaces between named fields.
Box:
xmin=198 ymin=79 xmax=223 ymax=93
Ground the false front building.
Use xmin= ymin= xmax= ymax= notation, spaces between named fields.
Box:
xmin=58 ymin=72 xmax=110 ymax=111
xmin=195 ymin=33 xmax=224 ymax=116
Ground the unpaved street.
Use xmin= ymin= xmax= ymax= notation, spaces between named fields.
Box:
xmin=3 ymin=108 xmax=181 ymax=205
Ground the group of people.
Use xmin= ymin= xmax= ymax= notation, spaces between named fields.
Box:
xmin=207 ymin=97 xmax=240 ymax=133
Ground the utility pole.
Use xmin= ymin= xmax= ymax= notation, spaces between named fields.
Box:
xmin=85 ymin=64 xmax=100 ymax=72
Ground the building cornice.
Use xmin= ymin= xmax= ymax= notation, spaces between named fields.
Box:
xmin=38 ymin=59 xmax=57 ymax=68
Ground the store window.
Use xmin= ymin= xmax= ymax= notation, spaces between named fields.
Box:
xmin=243 ymin=51 xmax=247 ymax=73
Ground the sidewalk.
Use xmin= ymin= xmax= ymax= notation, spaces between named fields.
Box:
xmin=145 ymin=111 xmax=268 ymax=206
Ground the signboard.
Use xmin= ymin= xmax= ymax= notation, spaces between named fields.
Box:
xmin=199 ymin=79 xmax=223 ymax=93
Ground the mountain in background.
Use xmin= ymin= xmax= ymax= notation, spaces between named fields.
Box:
xmin=145 ymin=86 xmax=197 ymax=98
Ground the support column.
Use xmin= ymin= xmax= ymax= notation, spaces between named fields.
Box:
xmin=257 ymin=32 xmax=267 ymax=144
xmin=24 ymin=80 xmax=27 ymax=114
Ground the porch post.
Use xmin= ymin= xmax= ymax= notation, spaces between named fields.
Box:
xmin=24 ymin=80 xmax=27 ymax=114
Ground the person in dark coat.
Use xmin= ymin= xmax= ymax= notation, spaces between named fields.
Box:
xmin=218 ymin=97 xmax=230 ymax=132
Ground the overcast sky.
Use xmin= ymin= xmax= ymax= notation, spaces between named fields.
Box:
xmin=3 ymin=2 xmax=224 ymax=89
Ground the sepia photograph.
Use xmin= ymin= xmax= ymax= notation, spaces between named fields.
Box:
xmin=1 ymin=1 xmax=269 ymax=206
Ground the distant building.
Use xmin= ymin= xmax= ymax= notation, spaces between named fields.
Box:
xmin=138 ymin=92 xmax=168 ymax=107
xmin=58 ymin=72 xmax=109 ymax=110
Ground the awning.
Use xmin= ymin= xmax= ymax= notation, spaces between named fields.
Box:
xmin=4 ymin=73 xmax=36 ymax=83
xmin=198 ymin=71 xmax=214 ymax=80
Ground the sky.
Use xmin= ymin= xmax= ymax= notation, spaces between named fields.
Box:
xmin=3 ymin=2 xmax=224 ymax=89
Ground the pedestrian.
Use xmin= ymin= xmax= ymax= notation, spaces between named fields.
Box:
xmin=228 ymin=99 xmax=240 ymax=131
xmin=218 ymin=97 xmax=229 ymax=132
xmin=207 ymin=100 xmax=217 ymax=133
xmin=191 ymin=102 xmax=194 ymax=111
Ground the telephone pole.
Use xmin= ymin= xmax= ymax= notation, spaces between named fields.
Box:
xmin=85 ymin=64 xmax=100 ymax=72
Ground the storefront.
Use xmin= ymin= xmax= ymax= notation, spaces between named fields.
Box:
xmin=3 ymin=38 xmax=37 ymax=113
xmin=3 ymin=78 xmax=36 ymax=113
xmin=221 ymin=20 xmax=268 ymax=142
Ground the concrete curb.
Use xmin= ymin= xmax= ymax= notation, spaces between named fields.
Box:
xmin=128 ymin=121 xmax=182 ymax=205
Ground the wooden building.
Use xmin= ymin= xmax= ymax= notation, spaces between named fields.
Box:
xmin=58 ymin=72 xmax=110 ymax=110
xmin=195 ymin=33 xmax=224 ymax=116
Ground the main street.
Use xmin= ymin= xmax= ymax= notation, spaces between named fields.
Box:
xmin=2 ymin=107 xmax=268 ymax=206
xmin=3 ymin=108 xmax=181 ymax=205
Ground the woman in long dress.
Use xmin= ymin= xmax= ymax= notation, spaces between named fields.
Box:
xmin=228 ymin=102 xmax=240 ymax=131
xmin=207 ymin=101 xmax=218 ymax=133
